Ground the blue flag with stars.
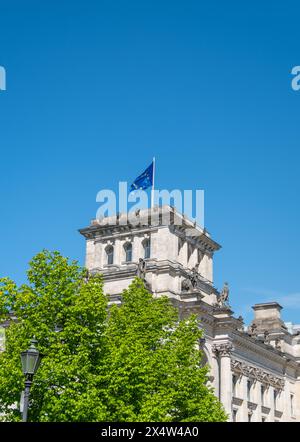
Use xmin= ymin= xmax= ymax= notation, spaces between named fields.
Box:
xmin=130 ymin=161 xmax=154 ymax=191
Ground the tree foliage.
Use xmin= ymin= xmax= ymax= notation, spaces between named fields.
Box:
xmin=0 ymin=250 xmax=227 ymax=422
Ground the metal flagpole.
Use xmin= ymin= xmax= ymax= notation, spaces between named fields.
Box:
xmin=151 ymin=157 xmax=155 ymax=209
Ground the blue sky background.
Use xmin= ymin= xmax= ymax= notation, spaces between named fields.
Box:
xmin=0 ymin=0 xmax=299 ymax=324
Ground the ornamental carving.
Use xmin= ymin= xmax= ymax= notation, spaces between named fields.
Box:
xmin=217 ymin=282 xmax=229 ymax=307
xmin=181 ymin=266 xmax=201 ymax=293
xmin=231 ymin=359 xmax=285 ymax=390
xmin=212 ymin=342 xmax=234 ymax=357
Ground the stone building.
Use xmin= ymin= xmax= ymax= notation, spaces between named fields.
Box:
xmin=79 ymin=205 xmax=300 ymax=422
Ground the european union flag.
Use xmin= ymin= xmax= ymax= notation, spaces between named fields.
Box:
xmin=130 ymin=161 xmax=154 ymax=191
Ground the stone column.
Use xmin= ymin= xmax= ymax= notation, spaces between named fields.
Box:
xmin=268 ymin=385 xmax=275 ymax=421
xmin=94 ymin=241 xmax=103 ymax=269
xmin=114 ymin=238 xmax=122 ymax=265
xmin=85 ymin=238 xmax=95 ymax=269
xmin=211 ymin=352 xmax=220 ymax=400
xmin=133 ymin=235 xmax=143 ymax=262
xmin=251 ymin=380 xmax=260 ymax=422
xmin=239 ymin=375 xmax=249 ymax=422
xmin=213 ymin=343 xmax=234 ymax=419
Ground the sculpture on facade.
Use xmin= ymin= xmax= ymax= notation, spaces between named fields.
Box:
xmin=217 ymin=282 xmax=230 ymax=307
xmin=248 ymin=323 xmax=257 ymax=336
xmin=181 ymin=277 xmax=193 ymax=292
xmin=137 ymin=258 xmax=147 ymax=280
xmin=136 ymin=258 xmax=152 ymax=291
xmin=181 ymin=266 xmax=200 ymax=292
xmin=275 ymin=337 xmax=282 ymax=351
xmin=190 ymin=266 xmax=199 ymax=288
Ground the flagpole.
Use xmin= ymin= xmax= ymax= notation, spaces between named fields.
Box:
xmin=151 ymin=157 xmax=155 ymax=209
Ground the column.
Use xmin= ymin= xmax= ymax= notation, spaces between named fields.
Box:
xmin=133 ymin=235 xmax=143 ymax=262
xmin=94 ymin=241 xmax=103 ymax=269
xmin=211 ymin=352 xmax=220 ymax=400
xmin=213 ymin=343 xmax=233 ymax=419
xmin=251 ymin=380 xmax=261 ymax=422
xmin=114 ymin=238 xmax=122 ymax=265
xmin=85 ymin=238 xmax=95 ymax=269
xmin=239 ymin=375 xmax=249 ymax=422
xmin=268 ymin=386 xmax=275 ymax=421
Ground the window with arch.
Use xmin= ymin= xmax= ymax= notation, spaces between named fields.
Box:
xmin=106 ymin=245 xmax=114 ymax=265
xmin=124 ymin=242 xmax=133 ymax=262
xmin=274 ymin=389 xmax=278 ymax=409
xmin=143 ymin=238 xmax=151 ymax=259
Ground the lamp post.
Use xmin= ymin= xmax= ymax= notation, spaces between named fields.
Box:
xmin=20 ymin=338 xmax=42 ymax=422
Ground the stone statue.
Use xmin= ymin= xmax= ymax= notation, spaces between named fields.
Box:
xmin=137 ymin=258 xmax=147 ymax=280
xmin=181 ymin=277 xmax=193 ymax=292
xmin=181 ymin=266 xmax=200 ymax=292
xmin=248 ymin=323 xmax=257 ymax=336
xmin=190 ymin=264 xmax=200 ymax=288
xmin=275 ymin=338 xmax=282 ymax=351
xmin=217 ymin=282 xmax=229 ymax=306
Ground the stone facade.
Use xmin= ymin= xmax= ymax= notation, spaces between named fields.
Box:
xmin=79 ymin=205 xmax=300 ymax=422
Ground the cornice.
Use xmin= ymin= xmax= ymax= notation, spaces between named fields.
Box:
xmin=78 ymin=206 xmax=221 ymax=253
xmin=90 ymin=260 xmax=218 ymax=296
xmin=230 ymin=330 xmax=287 ymax=365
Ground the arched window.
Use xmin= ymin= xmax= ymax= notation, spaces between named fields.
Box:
xmin=143 ymin=238 xmax=151 ymax=259
xmin=124 ymin=242 xmax=132 ymax=262
xmin=106 ymin=245 xmax=114 ymax=265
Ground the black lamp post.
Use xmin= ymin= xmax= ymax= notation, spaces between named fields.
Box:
xmin=20 ymin=338 xmax=42 ymax=422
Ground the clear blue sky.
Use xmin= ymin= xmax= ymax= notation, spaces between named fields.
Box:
xmin=0 ymin=0 xmax=299 ymax=324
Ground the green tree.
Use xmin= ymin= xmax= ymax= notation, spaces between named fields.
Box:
xmin=0 ymin=250 xmax=227 ymax=422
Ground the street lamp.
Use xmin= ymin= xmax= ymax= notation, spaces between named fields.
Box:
xmin=20 ymin=338 xmax=42 ymax=422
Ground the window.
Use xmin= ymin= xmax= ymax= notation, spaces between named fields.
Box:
xmin=291 ymin=394 xmax=294 ymax=416
xmin=232 ymin=375 xmax=238 ymax=397
xmin=274 ymin=389 xmax=278 ymax=409
xmin=106 ymin=245 xmax=114 ymax=265
xmin=143 ymin=238 xmax=151 ymax=259
xmin=232 ymin=409 xmax=237 ymax=422
xmin=247 ymin=380 xmax=252 ymax=402
xmin=124 ymin=242 xmax=132 ymax=262
xmin=261 ymin=385 xmax=265 ymax=406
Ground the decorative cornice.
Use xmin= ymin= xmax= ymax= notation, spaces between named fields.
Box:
xmin=230 ymin=330 xmax=287 ymax=366
xmin=79 ymin=206 xmax=221 ymax=253
xmin=231 ymin=359 xmax=285 ymax=390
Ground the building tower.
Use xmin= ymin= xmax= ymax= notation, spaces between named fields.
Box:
xmin=79 ymin=205 xmax=300 ymax=422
